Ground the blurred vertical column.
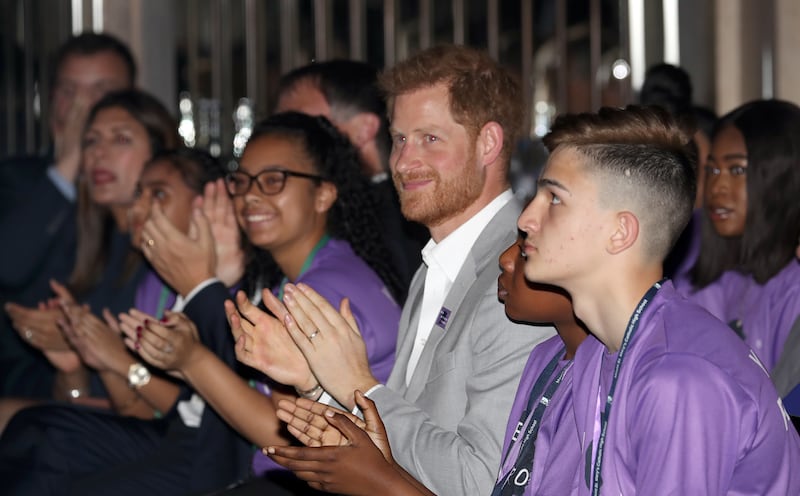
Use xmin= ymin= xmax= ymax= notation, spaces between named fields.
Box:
xmin=349 ymin=0 xmax=366 ymax=61
xmin=774 ymin=0 xmax=800 ymax=105
xmin=713 ymin=0 xmax=765 ymax=113
xmin=103 ymin=0 xmax=177 ymax=113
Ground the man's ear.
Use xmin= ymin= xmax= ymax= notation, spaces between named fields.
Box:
xmin=607 ymin=211 xmax=639 ymax=254
xmin=476 ymin=121 xmax=504 ymax=167
xmin=315 ymin=182 xmax=338 ymax=214
xmin=346 ymin=112 xmax=380 ymax=148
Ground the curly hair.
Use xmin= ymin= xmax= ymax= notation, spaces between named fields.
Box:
xmin=692 ymin=99 xmax=800 ymax=287
xmin=240 ymin=112 xmax=405 ymax=303
xmin=379 ymin=44 xmax=522 ymax=166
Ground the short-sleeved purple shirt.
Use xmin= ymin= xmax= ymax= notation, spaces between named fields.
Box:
xmin=572 ymin=281 xmax=800 ymax=495
xmin=252 ymin=238 xmax=401 ymax=475
xmin=495 ymin=335 xmax=581 ymax=495
xmin=685 ymin=260 xmax=800 ymax=372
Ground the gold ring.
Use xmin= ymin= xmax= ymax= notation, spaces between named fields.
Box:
xmin=147 ymin=239 xmax=155 ymax=247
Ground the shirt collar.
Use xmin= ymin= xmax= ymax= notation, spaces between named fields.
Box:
xmin=422 ymin=189 xmax=513 ymax=282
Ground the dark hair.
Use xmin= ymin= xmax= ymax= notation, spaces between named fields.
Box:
xmin=52 ymin=32 xmax=137 ymax=87
xmin=145 ymin=148 xmax=225 ymax=195
xmin=277 ymin=60 xmax=391 ymax=168
xmin=70 ymin=89 xmax=179 ymax=295
xmin=379 ymin=44 xmax=522 ymax=166
xmin=543 ymin=105 xmax=696 ymax=261
xmin=639 ymin=63 xmax=693 ymax=117
xmin=692 ymin=105 xmax=718 ymax=139
xmin=692 ymin=99 xmax=800 ymax=286
xmin=241 ymin=112 xmax=404 ymax=302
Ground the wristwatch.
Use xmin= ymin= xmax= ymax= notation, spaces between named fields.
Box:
xmin=128 ymin=362 xmax=152 ymax=389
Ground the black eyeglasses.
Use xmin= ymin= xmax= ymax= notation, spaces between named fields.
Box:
xmin=225 ymin=168 xmax=325 ymax=196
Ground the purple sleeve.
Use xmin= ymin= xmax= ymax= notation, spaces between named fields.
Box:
xmin=629 ymin=355 xmax=749 ymax=495
xmin=294 ymin=272 xmax=398 ymax=383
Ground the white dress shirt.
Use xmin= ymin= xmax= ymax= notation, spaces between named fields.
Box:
xmin=405 ymin=189 xmax=513 ymax=384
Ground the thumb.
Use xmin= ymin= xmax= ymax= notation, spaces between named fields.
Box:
xmin=326 ymin=410 xmax=367 ymax=446
xmin=340 ymin=298 xmax=361 ymax=337
xmin=355 ymin=390 xmax=383 ymax=433
xmin=50 ymin=279 xmax=75 ymax=304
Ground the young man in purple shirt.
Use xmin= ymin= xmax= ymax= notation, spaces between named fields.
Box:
xmin=516 ymin=105 xmax=800 ymax=495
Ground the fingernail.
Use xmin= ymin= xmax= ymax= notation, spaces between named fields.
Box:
xmin=143 ymin=319 xmax=150 ymax=326
xmin=265 ymin=447 xmax=275 ymax=454
xmin=283 ymin=293 xmax=293 ymax=304
xmin=284 ymin=284 xmax=295 ymax=294
xmin=135 ymin=341 xmax=141 ymax=351
xmin=160 ymin=316 xmax=169 ymax=323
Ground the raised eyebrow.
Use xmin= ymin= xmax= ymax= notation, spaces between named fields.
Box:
xmin=537 ymin=177 xmax=571 ymax=195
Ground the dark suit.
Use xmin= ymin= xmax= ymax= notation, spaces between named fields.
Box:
xmin=0 ymin=155 xmax=77 ymax=397
xmin=0 ymin=281 xmax=251 ymax=496
xmin=372 ymin=178 xmax=427 ymax=302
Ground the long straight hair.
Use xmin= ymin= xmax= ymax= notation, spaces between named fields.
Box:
xmin=69 ymin=89 xmax=179 ymax=296
xmin=692 ymin=99 xmax=800 ymax=287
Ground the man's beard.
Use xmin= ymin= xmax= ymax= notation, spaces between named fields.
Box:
xmin=393 ymin=159 xmax=484 ymax=229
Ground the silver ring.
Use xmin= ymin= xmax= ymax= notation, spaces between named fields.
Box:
xmin=24 ymin=328 xmax=33 ymax=341
xmin=308 ymin=329 xmax=320 ymax=340
xmin=163 ymin=344 xmax=173 ymax=354
xmin=147 ymin=238 xmax=155 ymax=247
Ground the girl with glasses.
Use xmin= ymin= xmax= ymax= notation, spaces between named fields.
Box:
xmin=116 ymin=111 xmax=403 ymax=493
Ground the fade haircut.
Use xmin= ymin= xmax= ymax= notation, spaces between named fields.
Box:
xmin=52 ymin=32 xmax=137 ymax=87
xmin=693 ymin=99 xmax=800 ymax=286
xmin=379 ymin=44 xmax=523 ymax=166
xmin=277 ymin=60 xmax=391 ymax=166
xmin=543 ymin=105 xmax=696 ymax=262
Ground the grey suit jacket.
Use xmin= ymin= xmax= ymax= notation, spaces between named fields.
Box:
xmin=370 ymin=198 xmax=556 ymax=496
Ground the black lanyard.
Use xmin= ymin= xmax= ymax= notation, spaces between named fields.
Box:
xmin=492 ymin=345 xmax=569 ymax=496
xmin=589 ymin=280 xmax=664 ymax=495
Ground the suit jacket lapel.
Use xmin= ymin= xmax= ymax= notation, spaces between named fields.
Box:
xmin=402 ymin=199 xmax=523 ymax=401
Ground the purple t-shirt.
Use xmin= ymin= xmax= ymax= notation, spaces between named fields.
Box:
xmin=252 ymin=238 xmax=402 ymax=475
xmin=496 ymin=335 xmax=580 ymax=495
xmin=685 ymin=260 xmax=800 ymax=372
xmin=572 ymin=281 xmax=800 ymax=495
xmin=134 ymin=269 xmax=177 ymax=318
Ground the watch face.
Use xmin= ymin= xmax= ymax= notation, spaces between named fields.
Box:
xmin=128 ymin=363 xmax=151 ymax=388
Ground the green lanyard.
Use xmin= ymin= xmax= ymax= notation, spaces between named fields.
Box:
xmin=277 ymin=234 xmax=331 ymax=301
xmin=155 ymin=285 xmax=172 ymax=319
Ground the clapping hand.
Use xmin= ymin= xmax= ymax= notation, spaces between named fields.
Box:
xmin=279 ymin=283 xmax=378 ymax=410
xmin=120 ymin=309 xmax=200 ymax=378
xmin=225 ymin=290 xmax=316 ymax=392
